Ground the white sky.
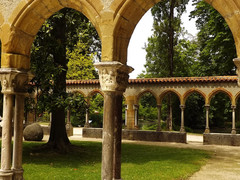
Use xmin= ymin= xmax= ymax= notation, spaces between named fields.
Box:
xmin=127 ymin=0 xmax=198 ymax=79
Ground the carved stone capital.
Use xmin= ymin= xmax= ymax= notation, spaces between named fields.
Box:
xmin=233 ymin=58 xmax=240 ymax=86
xmin=0 ymin=68 xmax=34 ymax=94
xmin=94 ymin=62 xmax=134 ymax=92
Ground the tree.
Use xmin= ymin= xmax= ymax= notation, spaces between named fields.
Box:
xmin=190 ymin=0 xmax=237 ymax=76
xmin=31 ymin=8 xmax=100 ymax=152
xmin=142 ymin=0 xmax=190 ymax=131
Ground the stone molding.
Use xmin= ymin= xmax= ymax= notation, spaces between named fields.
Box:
xmin=94 ymin=62 xmax=133 ymax=92
xmin=0 ymin=68 xmax=33 ymax=94
xmin=233 ymin=58 xmax=240 ymax=86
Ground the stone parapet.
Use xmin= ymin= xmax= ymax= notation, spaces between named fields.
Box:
xmin=204 ymin=133 xmax=240 ymax=146
xmin=82 ymin=128 xmax=187 ymax=143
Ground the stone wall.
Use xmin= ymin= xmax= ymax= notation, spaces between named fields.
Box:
xmin=204 ymin=133 xmax=240 ymax=146
xmin=83 ymin=128 xmax=187 ymax=143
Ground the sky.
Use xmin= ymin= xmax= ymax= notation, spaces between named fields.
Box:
xmin=127 ymin=0 xmax=198 ymax=79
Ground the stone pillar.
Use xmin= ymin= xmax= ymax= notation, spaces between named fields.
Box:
xmin=125 ymin=96 xmax=135 ymax=129
xmin=157 ymin=105 xmax=162 ymax=132
xmin=0 ymin=68 xmax=33 ymax=180
xmin=180 ymin=105 xmax=185 ymax=133
xmin=124 ymin=105 xmax=128 ymax=127
xmin=133 ymin=105 xmax=139 ymax=129
xmin=12 ymin=94 xmax=25 ymax=180
xmin=205 ymin=105 xmax=210 ymax=134
xmin=95 ymin=62 xmax=133 ymax=180
xmin=66 ymin=108 xmax=73 ymax=136
xmin=84 ymin=107 xmax=90 ymax=128
xmin=231 ymin=105 xmax=236 ymax=134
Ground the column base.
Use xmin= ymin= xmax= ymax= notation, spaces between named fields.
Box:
xmin=180 ymin=127 xmax=185 ymax=133
xmin=204 ymin=128 xmax=210 ymax=134
xmin=231 ymin=129 xmax=236 ymax=134
xmin=134 ymin=125 xmax=139 ymax=130
xmin=12 ymin=168 xmax=24 ymax=180
xmin=0 ymin=170 xmax=13 ymax=180
xmin=156 ymin=126 xmax=161 ymax=132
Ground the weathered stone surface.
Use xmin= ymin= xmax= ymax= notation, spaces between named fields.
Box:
xmin=83 ymin=128 xmax=187 ymax=143
xmin=204 ymin=133 xmax=240 ymax=146
xmin=23 ymin=123 xmax=43 ymax=141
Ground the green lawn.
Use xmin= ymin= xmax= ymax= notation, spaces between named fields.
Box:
xmin=22 ymin=141 xmax=210 ymax=180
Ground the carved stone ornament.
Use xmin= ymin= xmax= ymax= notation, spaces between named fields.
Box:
xmin=0 ymin=68 xmax=34 ymax=94
xmin=233 ymin=58 xmax=240 ymax=86
xmin=94 ymin=62 xmax=134 ymax=92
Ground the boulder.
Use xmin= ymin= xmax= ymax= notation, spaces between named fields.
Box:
xmin=23 ymin=123 xmax=44 ymax=141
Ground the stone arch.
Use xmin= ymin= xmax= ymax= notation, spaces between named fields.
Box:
xmin=136 ymin=89 xmax=158 ymax=105
xmin=111 ymin=0 xmax=240 ymax=65
xmin=183 ymin=89 xmax=206 ymax=105
xmin=233 ymin=91 xmax=240 ymax=106
xmin=69 ymin=90 xmax=86 ymax=99
xmin=208 ymin=88 xmax=233 ymax=105
xmin=0 ymin=0 xmax=102 ymax=69
xmin=159 ymin=89 xmax=182 ymax=105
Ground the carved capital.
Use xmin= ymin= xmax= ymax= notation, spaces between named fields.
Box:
xmin=0 ymin=68 xmax=34 ymax=94
xmin=233 ymin=58 xmax=240 ymax=86
xmin=94 ymin=62 xmax=133 ymax=92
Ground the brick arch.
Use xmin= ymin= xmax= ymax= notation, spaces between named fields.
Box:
xmin=111 ymin=0 xmax=240 ymax=64
xmin=136 ymin=89 xmax=158 ymax=105
xmin=183 ymin=89 xmax=206 ymax=105
xmin=1 ymin=0 xmax=102 ymax=69
xmin=159 ymin=89 xmax=182 ymax=105
xmin=207 ymin=88 xmax=233 ymax=105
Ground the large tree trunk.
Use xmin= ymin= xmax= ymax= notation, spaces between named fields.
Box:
xmin=46 ymin=9 xmax=71 ymax=153
xmin=166 ymin=0 xmax=175 ymax=131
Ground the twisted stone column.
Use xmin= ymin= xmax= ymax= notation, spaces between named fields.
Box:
xmin=180 ymin=105 xmax=185 ymax=133
xmin=231 ymin=106 xmax=236 ymax=134
xmin=205 ymin=105 xmax=210 ymax=134
xmin=95 ymin=62 xmax=133 ymax=180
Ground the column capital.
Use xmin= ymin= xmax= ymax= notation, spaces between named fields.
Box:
xmin=94 ymin=62 xmax=133 ymax=92
xmin=133 ymin=104 xmax=139 ymax=110
xmin=157 ymin=104 xmax=162 ymax=108
xmin=0 ymin=68 xmax=33 ymax=94
xmin=231 ymin=105 xmax=236 ymax=109
xmin=180 ymin=105 xmax=185 ymax=109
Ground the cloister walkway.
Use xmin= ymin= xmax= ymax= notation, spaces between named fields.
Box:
xmin=67 ymin=76 xmax=240 ymax=133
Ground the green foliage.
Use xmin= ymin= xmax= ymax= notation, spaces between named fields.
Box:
xmin=89 ymin=94 xmax=104 ymax=127
xmin=190 ymin=0 xmax=236 ymax=76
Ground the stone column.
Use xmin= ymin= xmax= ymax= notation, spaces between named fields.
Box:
xmin=0 ymin=68 xmax=32 ymax=180
xmin=231 ymin=106 xmax=236 ymax=134
xmin=124 ymin=105 xmax=128 ymax=127
xmin=157 ymin=105 xmax=162 ymax=131
xmin=12 ymin=94 xmax=25 ymax=180
xmin=180 ymin=105 xmax=185 ymax=133
xmin=125 ymin=96 xmax=135 ymax=129
xmin=205 ymin=105 xmax=210 ymax=134
xmin=133 ymin=105 xmax=139 ymax=129
xmin=95 ymin=62 xmax=133 ymax=180
xmin=84 ymin=107 xmax=90 ymax=128
xmin=66 ymin=108 xmax=73 ymax=136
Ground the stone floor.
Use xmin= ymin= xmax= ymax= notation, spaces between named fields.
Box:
xmin=43 ymin=128 xmax=240 ymax=180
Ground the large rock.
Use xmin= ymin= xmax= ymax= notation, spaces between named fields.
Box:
xmin=23 ymin=123 xmax=44 ymax=141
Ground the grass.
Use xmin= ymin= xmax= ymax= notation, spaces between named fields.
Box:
xmin=21 ymin=141 xmax=210 ymax=180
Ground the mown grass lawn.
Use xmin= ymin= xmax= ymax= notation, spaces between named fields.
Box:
xmin=22 ymin=141 xmax=210 ymax=180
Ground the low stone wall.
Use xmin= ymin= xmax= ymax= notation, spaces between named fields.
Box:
xmin=82 ymin=128 xmax=187 ymax=143
xmin=203 ymin=133 xmax=240 ymax=146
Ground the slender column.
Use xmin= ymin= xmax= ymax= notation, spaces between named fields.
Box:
xmin=205 ymin=105 xmax=210 ymax=134
xmin=180 ymin=105 xmax=185 ymax=133
xmin=66 ymin=108 xmax=73 ymax=136
xmin=133 ymin=105 xmax=139 ymax=129
xmin=0 ymin=94 xmax=14 ymax=179
xmin=84 ymin=107 xmax=90 ymax=128
xmin=157 ymin=105 xmax=162 ymax=131
xmin=124 ymin=105 xmax=128 ymax=127
xmin=231 ymin=105 xmax=236 ymax=134
xmin=95 ymin=61 xmax=133 ymax=180
xmin=12 ymin=94 xmax=25 ymax=180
